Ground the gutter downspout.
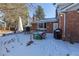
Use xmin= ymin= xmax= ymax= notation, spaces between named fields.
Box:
xmin=56 ymin=5 xmax=59 ymax=29
xmin=63 ymin=13 xmax=66 ymax=38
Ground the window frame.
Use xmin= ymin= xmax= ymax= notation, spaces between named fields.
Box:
xmin=37 ymin=22 xmax=47 ymax=29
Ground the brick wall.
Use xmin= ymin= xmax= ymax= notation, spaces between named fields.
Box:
xmin=59 ymin=11 xmax=79 ymax=42
xmin=65 ymin=11 xmax=79 ymax=42
xmin=31 ymin=23 xmax=37 ymax=31
xmin=46 ymin=22 xmax=53 ymax=33
xmin=59 ymin=13 xmax=65 ymax=38
xmin=31 ymin=22 xmax=53 ymax=33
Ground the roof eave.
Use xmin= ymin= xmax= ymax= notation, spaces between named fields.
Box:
xmin=60 ymin=3 xmax=78 ymax=12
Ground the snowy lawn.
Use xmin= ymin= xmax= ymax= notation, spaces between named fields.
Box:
xmin=0 ymin=33 xmax=79 ymax=56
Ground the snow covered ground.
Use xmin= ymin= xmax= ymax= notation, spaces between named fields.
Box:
xmin=0 ymin=33 xmax=79 ymax=56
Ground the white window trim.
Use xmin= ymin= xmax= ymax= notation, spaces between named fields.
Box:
xmin=37 ymin=22 xmax=46 ymax=30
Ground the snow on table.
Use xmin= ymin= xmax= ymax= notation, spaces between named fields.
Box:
xmin=0 ymin=33 xmax=79 ymax=56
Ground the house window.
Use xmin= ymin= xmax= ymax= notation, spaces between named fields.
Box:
xmin=38 ymin=23 xmax=46 ymax=28
xmin=39 ymin=23 xmax=43 ymax=28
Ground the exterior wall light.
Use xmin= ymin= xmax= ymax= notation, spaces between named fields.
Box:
xmin=77 ymin=9 xmax=79 ymax=13
xmin=60 ymin=14 xmax=63 ymax=17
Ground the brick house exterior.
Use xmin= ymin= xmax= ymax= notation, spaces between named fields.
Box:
xmin=31 ymin=18 xmax=58 ymax=33
xmin=59 ymin=13 xmax=65 ymax=38
xmin=31 ymin=23 xmax=37 ymax=32
xmin=58 ymin=3 xmax=79 ymax=42
xmin=46 ymin=22 xmax=53 ymax=33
